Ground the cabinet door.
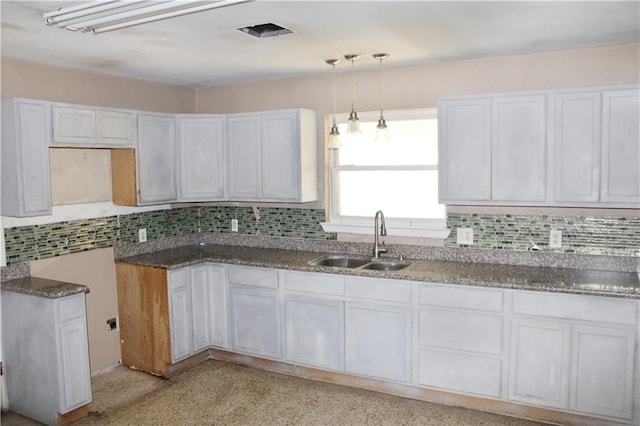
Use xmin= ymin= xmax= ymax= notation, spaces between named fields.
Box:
xmin=137 ymin=114 xmax=177 ymax=204
xmin=57 ymin=319 xmax=92 ymax=412
xmin=261 ymin=111 xmax=300 ymax=200
xmin=438 ymin=98 xmax=491 ymax=202
xmin=492 ymin=95 xmax=547 ymax=202
xmin=570 ymin=326 xmax=636 ymax=420
xmin=52 ymin=106 xmax=95 ymax=145
xmin=508 ymin=319 xmax=570 ymax=409
xmin=227 ymin=114 xmax=261 ymax=199
xmin=96 ymin=110 xmax=135 ymax=147
xmin=229 ymin=285 xmax=281 ymax=359
xmin=345 ymin=302 xmax=411 ymax=382
xmin=1 ymin=100 xmax=52 ymax=216
xmin=169 ymin=268 xmax=192 ymax=362
xmin=178 ymin=116 xmax=226 ymax=201
xmin=285 ymin=294 xmax=344 ymax=371
xmin=601 ymin=89 xmax=640 ymax=204
xmin=553 ymin=92 xmax=601 ymax=203
xmin=190 ymin=265 xmax=212 ymax=353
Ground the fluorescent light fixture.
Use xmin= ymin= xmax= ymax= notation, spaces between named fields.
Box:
xmin=43 ymin=0 xmax=252 ymax=34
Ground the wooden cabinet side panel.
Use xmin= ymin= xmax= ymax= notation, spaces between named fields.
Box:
xmin=111 ymin=148 xmax=138 ymax=206
xmin=116 ymin=263 xmax=171 ymax=376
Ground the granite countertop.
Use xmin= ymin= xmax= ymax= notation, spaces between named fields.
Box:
xmin=1 ymin=277 xmax=89 ymax=299
xmin=117 ymin=244 xmax=640 ymax=299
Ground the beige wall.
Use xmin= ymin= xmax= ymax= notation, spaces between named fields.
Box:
xmin=1 ymin=57 xmax=195 ymax=112
xmin=195 ymin=43 xmax=640 ymax=114
xmin=30 ymin=248 xmax=121 ymax=374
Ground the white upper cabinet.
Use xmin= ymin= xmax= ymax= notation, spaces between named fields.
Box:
xmin=438 ymin=98 xmax=491 ymax=202
xmin=1 ymin=98 xmax=52 ymax=217
xmin=137 ymin=113 xmax=177 ymax=204
xmin=227 ymin=109 xmax=318 ymax=202
xmin=491 ymin=95 xmax=547 ymax=202
xmin=601 ymin=88 xmax=640 ymax=205
xmin=177 ymin=115 xmax=226 ymax=201
xmin=227 ymin=114 xmax=262 ymax=199
xmin=439 ymin=85 xmax=639 ymax=207
xmin=52 ymin=104 xmax=135 ymax=147
xmin=553 ymin=91 xmax=602 ymax=203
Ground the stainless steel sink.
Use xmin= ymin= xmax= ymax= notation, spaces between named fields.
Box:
xmin=308 ymin=255 xmax=370 ymax=268
xmin=361 ymin=261 xmax=412 ymax=271
xmin=309 ymin=255 xmax=411 ymax=271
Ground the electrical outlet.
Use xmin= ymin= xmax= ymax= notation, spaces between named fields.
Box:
xmin=105 ymin=317 xmax=118 ymax=332
xmin=231 ymin=219 xmax=238 ymax=232
xmin=457 ymin=227 xmax=474 ymax=245
xmin=549 ymin=230 xmax=562 ymax=248
xmin=138 ymin=228 xmax=147 ymax=242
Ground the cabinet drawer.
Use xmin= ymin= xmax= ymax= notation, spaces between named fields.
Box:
xmin=345 ymin=277 xmax=412 ymax=303
xmin=419 ymin=308 xmax=503 ymax=355
xmin=419 ymin=284 xmax=503 ymax=312
xmin=512 ymin=292 xmax=637 ymax=326
xmin=56 ymin=294 xmax=85 ymax=323
xmin=283 ymin=271 xmax=344 ymax=295
xmin=418 ymin=348 xmax=502 ymax=398
xmin=227 ymin=266 xmax=278 ymax=289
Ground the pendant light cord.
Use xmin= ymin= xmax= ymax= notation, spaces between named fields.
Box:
xmin=350 ymin=58 xmax=356 ymax=113
xmin=378 ymin=57 xmax=384 ymax=119
xmin=332 ymin=63 xmax=337 ymax=126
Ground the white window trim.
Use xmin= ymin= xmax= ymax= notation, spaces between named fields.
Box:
xmin=325 ymin=108 xmax=450 ymax=240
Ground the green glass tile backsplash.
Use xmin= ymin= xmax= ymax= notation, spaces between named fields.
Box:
xmin=4 ymin=207 xmax=638 ymax=265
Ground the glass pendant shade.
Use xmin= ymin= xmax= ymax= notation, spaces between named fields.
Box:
xmin=326 ymin=58 xmax=342 ymax=150
xmin=345 ymin=54 xmax=361 ymax=135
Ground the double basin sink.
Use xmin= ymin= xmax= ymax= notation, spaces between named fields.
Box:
xmin=309 ymin=255 xmax=411 ymax=271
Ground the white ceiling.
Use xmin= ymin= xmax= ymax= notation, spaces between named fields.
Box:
xmin=1 ymin=1 xmax=639 ymax=88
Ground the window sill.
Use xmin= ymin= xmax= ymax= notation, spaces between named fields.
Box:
xmin=320 ymin=222 xmax=451 ymax=239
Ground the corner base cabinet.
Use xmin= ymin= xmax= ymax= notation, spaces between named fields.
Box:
xmin=116 ymin=262 xmax=227 ymax=377
xmin=1 ymin=291 xmax=91 ymax=425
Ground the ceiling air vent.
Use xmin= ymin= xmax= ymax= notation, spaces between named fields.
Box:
xmin=238 ymin=23 xmax=293 ymax=38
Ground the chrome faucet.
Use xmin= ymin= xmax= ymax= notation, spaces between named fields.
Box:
xmin=373 ymin=210 xmax=388 ymax=259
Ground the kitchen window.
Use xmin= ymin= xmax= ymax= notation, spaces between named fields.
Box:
xmin=322 ymin=109 xmax=449 ymax=238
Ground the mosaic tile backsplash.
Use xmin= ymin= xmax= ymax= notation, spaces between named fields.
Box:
xmin=4 ymin=207 xmax=639 ymax=264
xmin=446 ymin=213 xmax=640 ymax=257
xmin=4 ymin=206 xmax=333 ymax=265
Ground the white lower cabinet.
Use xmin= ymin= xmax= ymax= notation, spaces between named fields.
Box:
xmin=229 ymin=285 xmax=281 ymax=359
xmin=168 ymin=264 xmax=227 ymax=362
xmin=508 ymin=319 xmax=571 ymax=409
xmin=508 ymin=292 xmax=638 ymax=422
xmin=345 ymin=302 xmax=412 ymax=382
xmin=285 ymin=294 xmax=344 ymax=371
xmin=417 ymin=284 xmax=506 ymax=399
xmin=570 ymin=325 xmax=636 ymax=419
xmin=2 ymin=291 xmax=91 ymax=425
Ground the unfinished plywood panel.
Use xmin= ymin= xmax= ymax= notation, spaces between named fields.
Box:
xmin=50 ymin=148 xmax=112 ymax=205
xmin=111 ymin=148 xmax=138 ymax=206
xmin=116 ymin=262 xmax=171 ymax=377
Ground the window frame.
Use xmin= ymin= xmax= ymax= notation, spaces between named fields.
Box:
xmin=322 ymin=108 xmax=450 ymax=238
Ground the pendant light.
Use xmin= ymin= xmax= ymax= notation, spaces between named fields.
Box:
xmin=373 ymin=53 xmax=390 ymax=143
xmin=326 ymin=58 xmax=342 ymax=150
xmin=344 ymin=54 xmax=361 ymax=135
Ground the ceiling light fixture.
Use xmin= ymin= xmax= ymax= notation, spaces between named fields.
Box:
xmin=43 ymin=0 xmax=252 ymax=34
xmin=373 ymin=53 xmax=390 ymax=143
xmin=344 ymin=54 xmax=361 ymax=135
xmin=326 ymin=58 xmax=342 ymax=150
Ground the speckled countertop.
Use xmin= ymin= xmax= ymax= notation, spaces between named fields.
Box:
xmin=117 ymin=244 xmax=640 ymax=299
xmin=1 ymin=276 xmax=89 ymax=299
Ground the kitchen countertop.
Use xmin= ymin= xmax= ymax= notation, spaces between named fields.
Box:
xmin=117 ymin=244 xmax=640 ymax=299
xmin=1 ymin=276 xmax=89 ymax=299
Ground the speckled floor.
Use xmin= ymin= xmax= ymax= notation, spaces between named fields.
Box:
xmin=2 ymin=359 xmax=550 ymax=425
